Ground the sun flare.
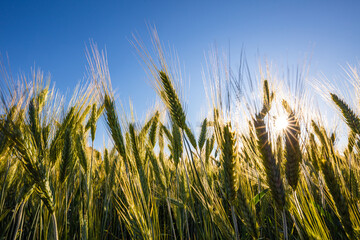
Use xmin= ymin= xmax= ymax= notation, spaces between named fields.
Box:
xmin=274 ymin=114 xmax=289 ymax=132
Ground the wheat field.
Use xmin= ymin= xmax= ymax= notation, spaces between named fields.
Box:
xmin=1 ymin=41 xmax=360 ymax=240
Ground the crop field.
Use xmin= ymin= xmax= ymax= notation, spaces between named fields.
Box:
xmin=1 ymin=40 xmax=360 ymax=239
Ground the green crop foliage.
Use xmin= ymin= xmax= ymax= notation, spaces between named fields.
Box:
xmin=0 ymin=42 xmax=360 ymax=240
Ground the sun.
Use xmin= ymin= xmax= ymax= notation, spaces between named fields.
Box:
xmin=274 ymin=114 xmax=289 ymax=132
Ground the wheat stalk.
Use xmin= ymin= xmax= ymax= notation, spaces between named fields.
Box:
xmin=321 ymin=158 xmax=354 ymax=238
xmin=159 ymin=71 xmax=186 ymax=129
xmin=254 ymin=114 xmax=285 ymax=210
xmin=282 ymin=100 xmax=302 ymax=190
xmin=331 ymin=93 xmax=360 ymax=135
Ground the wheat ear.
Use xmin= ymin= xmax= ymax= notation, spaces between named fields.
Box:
xmin=282 ymin=100 xmax=302 ymax=190
xmin=331 ymin=93 xmax=360 ymax=135
xmin=254 ymin=114 xmax=285 ymax=210
xmin=159 ymin=71 xmax=186 ymax=129
xmin=321 ymin=159 xmax=354 ymax=238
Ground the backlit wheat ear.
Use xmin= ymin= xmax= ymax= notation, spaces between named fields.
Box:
xmin=103 ymin=148 xmax=110 ymax=175
xmin=1 ymin=111 xmax=58 ymax=239
xmin=331 ymin=93 xmax=360 ymax=135
xmin=237 ymin=185 xmax=259 ymax=239
xmin=103 ymin=94 xmax=128 ymax=169
xmin=36 ymin=88 xmax=49 ymax=111
xmin=347 ymin=130 xmax=356 ymax=154
xmin=282 ymin=100 xmax=302 ymax=190
xmin=171 ymin=123 xmax=182 ymax=168
xmin=90 ymin=103 xmax=97 ymax=142
xmin=220 ymin=123 xmax=240 ymax=239
xmin=254 ymin=114 xmax=285 ymax=210
xmin=260 ymin=79 xmax=274 ymax=117
xmin=185 ymin=124 xmax=197 ymax=149
xmin=320 ymin=159 xmax=354 ymax=238
xmin=76 ymin=129 xmax=89 ymax=172
xmin=198 ymin=118 xmax=207 ymax=151
xmin=158 ymin=125 xmax=170 ymax=184
xmin=28 ymin=97 xmax=42 ymax=150
xmin=29 ymin=88 xmax=49 ymax=150
xmin=139 ymin=113 xmax=154 ymax=138
xmin=108 ymin=150 xmax=118 ymax=193
xmin=146 ymin=146 xmax=165 ymax=191
xmin=308 ymin=133 xmax=320 ymax=171
xmin=159 ymin=71 xmax=186 ymax=129
xmin=263 ymin=79 xmax=270 ymax=106
xmin=80 ymin=105 xmax=92 ymax=127
xmin=311 ymin=121 xmax=327 ymax=148
xmin=148 ymin=111 xmax=159 ymax=147
xmin=59 ymin=128 xmax=74 ymax=183
xmin=49 ymin=106 xmax=75 ymax=164
xmin=129 ymin=123 xmax=149 ymax=201
xmin=221 ymin=123 xmax=238 ymax=204
xmin=205 ymin=137 xmax=211 ymax=165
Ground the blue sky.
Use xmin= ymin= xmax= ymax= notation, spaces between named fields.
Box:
xmin=1 ymin=0 xmax=360 ymax=148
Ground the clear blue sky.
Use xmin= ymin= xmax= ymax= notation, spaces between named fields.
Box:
xmin=1 ymin=0 xmax=360 ymax=148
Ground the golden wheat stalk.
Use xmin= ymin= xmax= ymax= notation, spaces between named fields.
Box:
xmin=321 ymin=159 xmax=354 ymax=238
xmin=331 ymin=93 xmax=360 ymax=135
xmin=220 ymin=124 xmax=239 ymax=239
xmin=159 ymin=71 xmax=186 ymax=129
xmin=282 ymin=100 xmax=302 ymax=190
xmin=254 ymin=114 xmax=285 ymax=210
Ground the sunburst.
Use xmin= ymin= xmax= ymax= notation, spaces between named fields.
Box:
xmin=274 ymin=114 xmax=289 ymax=133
